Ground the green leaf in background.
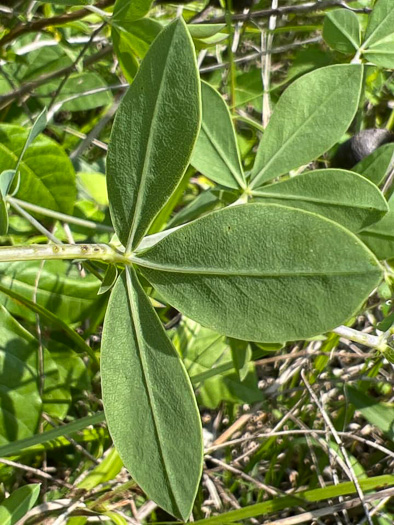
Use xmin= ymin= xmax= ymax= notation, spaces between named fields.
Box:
xmin=0 ymin=306 xmax=70 ymax=444
xmin=362 ymin=0 xmax=394 ymax=69
xmin=191 ymin=81 xmax=245 ymax=189
xmin=173 ymin=318 xmax=260 ymax=409
xmin=36 ymin=73 xmax=113 ymax=112
xmin=0 ymin=194 xmax=8 ymax=236
xmin=230 ymin=338 xmax=252 ymax=382
xmin=347 ymin=386 xmax=394 ymax=441
xmin=323 ymin=9 xmax=361 ymax=54
xmin=112 ymin=18 xmax=162 ymax=82
xmin=107 ymin=19 xmax=201 ymax=252
xmin=15 ymin=108 xmax=47 ymax=174
xmin=0 ymin=170 xmax=16 ymax=198
xmin=113 ymin=0 xmax=153 ymax=25
xmin=101 ymin=268 xmax=203 ymax=520
xmin=77 ymin=172 xmax=109 ymax=207
xmin=250 ymin=65 xmax=363 ymax=188
xmin=359 ymin=193 xmax=394 ymax=260
xmin=353 ymin=143 xmax=394 ymax=185
xmin=98 ymin=264 xmax=118 ymax=295
xmin=252 ymin=169 xmax=388 ymax=232
xmin=134 ymin=203 xmax=382 ymax=343
xmin=77 ymin=448 xmax=123 ymax=490
xmin=0 ymin=125 xmax=76 ymax=214
xmin=0 ymin=261 xmax=102 ymax=325
xmin=0 ymin=484 xmax=40 ymax=525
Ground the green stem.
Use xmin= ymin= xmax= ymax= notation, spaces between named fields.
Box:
xmin=0 ymin=243 xmax=129 ymax=264
xmin=225 ymin=4 xmax=236 ymax=113
xmin=332 ymin=325 xmax=389 ymax=352
xmin=7 ymin=197 xmax=113 ymax=233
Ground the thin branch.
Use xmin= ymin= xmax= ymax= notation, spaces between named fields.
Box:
xmin=261 ymin=488 xmax=394 ymax=525
xmin=0 ymin=45 xmax=113 ymax=110
xmin=301 ymin=370 xmax=374 ymax=525
xmin=0 ymin=0 xmax=115 ymax=48
xmin=208 ymin=0 xmax=371 ymax=24
xmin=200 ymin=36 xmax=322 ymax=73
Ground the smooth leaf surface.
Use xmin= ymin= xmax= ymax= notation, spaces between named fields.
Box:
xmin=107 ymin=19 xmax=201 ymax=251
xmin=112 ymin=18 xmax=162 ymax=81
xmin=0 ymin=195 xmax=8 ymax=236
xmin=347 ymin=386 xmax=394 ymax=441
xmin=252 ymin=169 xmax=388 ymax=232
xmin=0 ymin=484 xmax=40 ymax=525
xmin=362 ymin=0 xmax=394 ymax=68
xmin=250 ymin=65 xmax=363 ymax=188
xmin=0 ymin=125 xmax=76 ymax=214
xmin=191 ymin=82 xmax=245 ymax=189
xmin=359 ymin=193 xmax=394 ymax=260
xmin=101 ymin=268 xmax=203 ymax=520
xmin=0 ymin=261 xmax=102 ymax=325
xmin=36 ymin=73 xmax=113 ymax=112
xmin=323 ymin=9 xmax=360 ymax=54
xmin=113 ymin=0 xmax=153 ymax=25
xmin=353 ymin=142 xmax=394 ymax=185
xmin=230 ymin=339 xmax=251 ymax=382
xmin=0 ymin=306 xmax=70 ymax=444
xmin=173 ymin=318 xmax=260 ymax=408
xmin=135 ymin=204 xmax=382 ymax=342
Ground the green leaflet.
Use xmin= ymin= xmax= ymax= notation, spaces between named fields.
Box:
xmin=107 ymin=18 xmax=201 ymax=252
xmin=323 ymin=9 xmax=361 ymax=54
xmin=362 ymin=0 xmax=394 ymax=69
xmin=112 ymin=18 xmax=162 ymax=82
xmin=191 ymin=81 xmax=245 ymax=189
xmin=347 ymin=386 xmax=394 ymax=441
xmin=0 ymin=260 xmax=102 ymax=325
xmin=0 ymin=306 xmax=71 ymax=444
xmin=0 ymin=124 xmax=76 ymax=215
xmin=250 ymin=64 xmax=363 ymax=188
xmin=101 ymin=268 xmax=203 ymax=520
xmin=359 ymin=193 xmax=394 ymax=260
xmin=0 ymin=484 xmax=40 ymax=525
xmin=36 ymin=73 xmax=113 ymax=112
xmin=113 ymin=0 xmax=153 ymax=25
xmin=251 ymin=169 xmax=388 ymax=232
xmin=134 ymin=204 xmax=382 ymax=343
xmin=353 ymin=143 xmax=394 ymax=185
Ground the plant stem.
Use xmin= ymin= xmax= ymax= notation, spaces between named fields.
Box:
xmin=333 ymin=325 xmax=389 ymax=352
xmin=8 ymin=197 xmax=113 ymax=232
xmin=0 ymin=243 xmax=128 ymax=264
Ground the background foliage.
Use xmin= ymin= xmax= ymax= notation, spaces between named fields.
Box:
xmin=0 ymin=0 xmax=393 ymax=524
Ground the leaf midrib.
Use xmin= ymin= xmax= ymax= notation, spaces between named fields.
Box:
xmin=134 ymin=258 xmax=379 ymax=277
xmin=126 ymin=28 xmax=176 ymax=252
xmin=125 ymin=268 xmax=181 ymax=516
xmin=200 ymin=117 xmax=244 ymax=189
xmin=252 ymin=190 xmax=387 ymax=211
xmin=250 ymin=66 xmax=362 ymax=188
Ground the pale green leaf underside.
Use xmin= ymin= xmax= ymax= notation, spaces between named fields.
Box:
xmin=191 ymin=81 xmax=245 ymax=189
xmin=323 ymin=9 xmax=361 ymax=54
xmin=353 ymin=143 xmax=394 ymax=185
xmin=107 ymin=19 xmax=201 ymax=251
xmin=359 ymin=194 xmax=394 ymax=260
xmin=252 ymin=169 xmax=388 ymax=232
xmin=250 ymin=64 xmax=363 ymax=188
xmin=362 ymin=0 xmax=394 ymax=68
xmin=101 ymin=268 xmax=203 ymax=520
xmin=135 ymin=204 xmax=382 ymax=342
xmin=363 ymin=0 xmax=394 ymax=50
